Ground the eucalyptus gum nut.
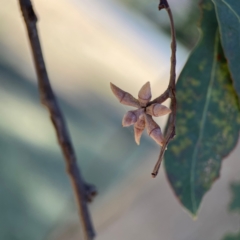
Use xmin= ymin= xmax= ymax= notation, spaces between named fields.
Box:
xmin=134 ymin=108 xmax=145 ymax=118
xmin=121 ymin=93 xmax=141 ymax=108
xmin=138 ymin=82 xmax=152 ymax=106
xmin=134 ymin=113 xmax=146 ymax=145
xmin=134 ymin=127 xmax=144 ymax=145
xmin=135 ymin=113 xmax=145 ymax=129
xmin=110 ymin=82 xmax=124 ymax=99
xmin=146 ymin=104 xmax=171 ymax=117
xmin=145 ymin=114 xmax=164 ymax=146
xmin=110 ymin=83 xmax=140 ymax=108
xmin=122 ymin=109 xmax=144 ymax=127
xmin=150 ymin=128 xmax=164 ymax=146
xmin=145 ymin=114 xmax=159 ymax=135
xmin=122 ymin=111 xmax=137 ymax=127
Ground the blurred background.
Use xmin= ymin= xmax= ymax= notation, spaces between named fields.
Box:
xmin=0 ymin=0 xmax=240 ymax=239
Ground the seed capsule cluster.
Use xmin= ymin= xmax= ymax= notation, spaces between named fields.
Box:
xmin=110 ymin=82 xmax=171 ymax=146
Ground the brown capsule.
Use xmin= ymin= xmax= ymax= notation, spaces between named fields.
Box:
xmin=110 ymin=83 xmax=140 ymax=108
xmin=145 ymin=114 xmax=164 ymax=146
xmin=138 ymin=82 xmax=152 ymax=107
xmin=134 ymin=113 xmax=145 ymax=145
xmin=122 ymin=111 xmax=137 ymax=127
xmin=149 ymin=128 xmax=164 ymax=146
xmin=145 ymin=114 xmax=159 ymax=135
xmin=146 ymin=104 xmax=171 ymax=117
xmin=122 ymin=108 xmax=144 ymax=127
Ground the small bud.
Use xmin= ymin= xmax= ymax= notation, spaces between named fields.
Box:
xmin=122 ymin=111 xmax=137 ymax=127
xmin=145 ymin=114 xmax=164 ymax=146
xmin=138 ymin=82 xmax=152 ymax=106
xmin=110 ymin=83 xmax=140 ymax=108
xmin=134 ymin=113 xmax=145 ymax=145
xmin=122 ymin=109 xmax=144 ymax=127
xmin=145 ymin=114 xmax=159 ymax=135
xmin=150 ymin=128 xmax=164 ymax=146
xmin=146 ymin=104 xmax=171 ymax=117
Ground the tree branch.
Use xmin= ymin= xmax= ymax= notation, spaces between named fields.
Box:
xmin=150 ymin=0 xmax=177 ymax=177
xmin=18 ymin=0 xmax=96 ymax=239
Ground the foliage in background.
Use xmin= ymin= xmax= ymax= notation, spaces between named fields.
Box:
xmin=229 ymin=182 xmax=240 ymax=213
xmin=164 ymin=0 xmax=240 ymax=216
xmin=222 ymin=233 xmax=240 ymax=240
xmin=222 ymin=182 xmax=240 ymax=240
xmin=213 ymin=0 xmax=240 ymax=98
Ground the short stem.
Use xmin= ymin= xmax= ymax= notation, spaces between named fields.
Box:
xmin=151 ymin=0 xmax=177 ymax=177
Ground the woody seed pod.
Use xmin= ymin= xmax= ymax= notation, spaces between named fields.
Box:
xmin=138 ymin=82 xmax=152 ymax=106
xmin=110 ymin=83 xmax=140 ymax=108
xmin=146 ymin=104 xmax=171 ymax=117
xmin=134 ymin=113 xmax=145 ymax=145
xmin=145 ymin=114 xmax=164 ymax=146
xmin=150 ymin=128 xmax=164 ymax=146
xmin=122 ymin=108 xmax=144 ymax=127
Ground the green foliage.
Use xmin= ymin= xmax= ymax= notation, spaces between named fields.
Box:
xmin=229 ymin=182 xmax=240 ymax=212
xmin=222 ymin=182 xmax=240 ymax=239
xmin=222 ymin=232 xmax=240 ymax=240
xmin=165 ymin=0 xmax=240 ymax=216
xmin=212 ymin=0 xmax=240 ymax=98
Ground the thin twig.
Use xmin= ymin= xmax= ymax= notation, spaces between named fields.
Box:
xmin=18 ymin=0 xmax=96 ymax=239
xmin=150 ymin=0 xmax=177 ymax=177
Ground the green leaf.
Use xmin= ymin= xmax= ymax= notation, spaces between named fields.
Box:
xmin=164 ymin=0 xmax=240 ymax=216
xmin=222 ymin=232 xmax=240 ymax=240
xmin=212 ymin=0 xmax=240 ymax=98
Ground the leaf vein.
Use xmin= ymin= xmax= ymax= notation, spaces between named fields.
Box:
xmin=190 ymin=30 xmax=219 ymax=214
xmin=221 ymin=0 xmax=240 ymax=21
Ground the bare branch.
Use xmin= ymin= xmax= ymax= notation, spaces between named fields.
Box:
xmin=151 ymin=0 xmax=177 ymax=177
xmin=18 ymin=0 xmax=95 ymax=239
